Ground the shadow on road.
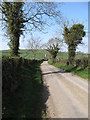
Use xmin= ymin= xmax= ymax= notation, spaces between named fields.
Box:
xmin=42 ymin=81 xmax=50 ymax=117
xmin=42 ymin=70 xmax=65 ymax=76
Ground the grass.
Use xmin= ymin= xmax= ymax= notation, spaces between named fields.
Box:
xmin=1 ymin=49 xmax=88 ymax=60
xmin=73 ymin=68 xmax=88 ymax=79
xmin=1 ymin=49 xmax=88 ymax=81
xmin=2 ymin=49 xmax=88 ymax=119
xmin=1 ymin=49 xmax=50 ymax=60
xmin=50 ymin=62 xmax=88 ymax=80
xmin=2 ymin=59 xmax=45 ymax=119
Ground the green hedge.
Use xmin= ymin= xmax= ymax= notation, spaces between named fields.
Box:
xmin=2 ymin=56 xmax=43 ymax=96
xmin=55 ymin=57 xmax=89 ymax=69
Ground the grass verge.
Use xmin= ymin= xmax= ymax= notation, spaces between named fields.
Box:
xmin=49 ymin=62 xmax=88 ymax=80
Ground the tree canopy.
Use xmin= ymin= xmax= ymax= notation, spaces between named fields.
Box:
xmin=47 ymin=38 xmax=60 ymax=63
xmin=63 ymin=23 xmax=86 ymax=64
xmin=27 ymin=34 xmax=42 ymax=60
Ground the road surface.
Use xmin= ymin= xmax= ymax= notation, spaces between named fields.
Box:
xmin=40 ymin=61 xmax=88 ymax=118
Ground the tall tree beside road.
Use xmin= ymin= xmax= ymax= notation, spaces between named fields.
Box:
xmin=0 ymin=2 xmax=24 ymax=56
xmin=0 ymin=2 xmax=62 ymax=56
xmin=63 ymin=23 xmax=86 ymax=65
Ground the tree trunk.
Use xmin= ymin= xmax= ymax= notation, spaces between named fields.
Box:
xmin=68 ymin=45 xmax=72 ymax=65
xmin=33 ymin=51 xmax=36 ymax=60
xmin=68 ymin=45 xmax=76 ymax=65
xmin=10 ymin=35 xmax=20 ymax=56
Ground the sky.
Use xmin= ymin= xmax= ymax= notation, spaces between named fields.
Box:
xmin=0 ymin=2 xmax=88 ymax=52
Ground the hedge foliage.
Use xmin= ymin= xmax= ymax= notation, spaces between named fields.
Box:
xmin=56 ymin=57 xmax=89 ymax=69
xmin=2 ymin=56 xmax=43 ymax=96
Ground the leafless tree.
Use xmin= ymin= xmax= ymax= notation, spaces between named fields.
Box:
xmin=43 ymin=37 xmax=63 ymax=50
xmin=0 ymin=2 xmax=62 ymax=56
xmin=27 ymin=34 xmax=42 ymax=59
xmin=0 ymin=2 xmax=62 ymax=33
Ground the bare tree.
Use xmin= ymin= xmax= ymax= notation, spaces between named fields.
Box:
xmin=0 ymin=2 xmax=62 ymax=56
xmin=27 ymin=34 xmax=42 ymax=60
xmin=47 ymin=37 xmax=63 ymax=48
xmin=43 ymin=37 xmax=63 ymax=51
xmin=42 ymin=37 xmax=63 ymax=62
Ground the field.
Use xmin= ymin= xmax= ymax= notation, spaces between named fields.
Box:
xmin=1 ymin=49 xmax=88 ymax=60
xmin=1 ymin=49 xmax=49 ymax=60
xmin=1 ymin=49 xmax=88 ymax=80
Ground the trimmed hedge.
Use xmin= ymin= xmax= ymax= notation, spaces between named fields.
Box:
xmin=2 ymin=56 xmax=43 ymax=96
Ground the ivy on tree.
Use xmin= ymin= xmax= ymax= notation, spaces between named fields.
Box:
xmin=1 ymin=2 xmax=24 ymax=56
xmin=63 ymin=23 xmax=86 ymax=65
xmin=47 ymin=43 xmax=59 ymax=63
xmin=0 ymin=2 xmax=61 ymax=56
